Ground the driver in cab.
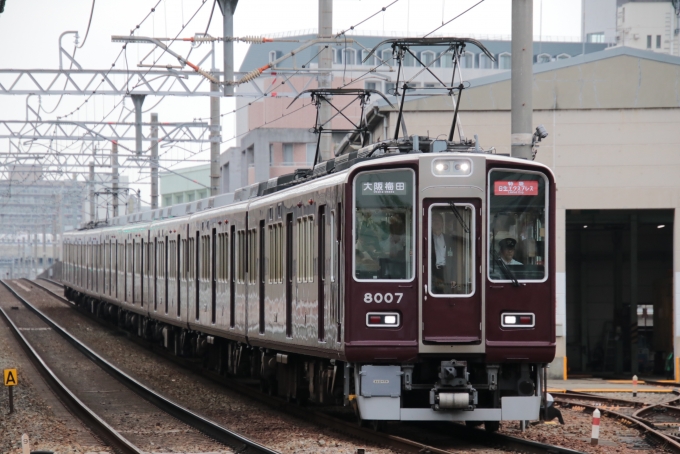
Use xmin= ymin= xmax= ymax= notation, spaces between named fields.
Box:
xmin=431 ymin=214 xmax=457 ymax=294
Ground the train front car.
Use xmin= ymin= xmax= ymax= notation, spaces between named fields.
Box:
xmin=346 ymin=153 xmax=555 ymax=428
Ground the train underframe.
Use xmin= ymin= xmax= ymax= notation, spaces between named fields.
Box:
xmin=67 ymin=288 xmax=546 ymax=430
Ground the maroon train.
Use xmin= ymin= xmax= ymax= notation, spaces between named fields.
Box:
xmin=63 ymin=138 xmax=555 ymax=429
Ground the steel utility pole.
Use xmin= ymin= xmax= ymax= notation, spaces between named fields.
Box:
xmin=218 ymin=0 xmax=238 ymax=96
xmin=112 ymin=142 xmax=119 ymax=218
xmin=131 ymin=95 xmax=146 ymax=155
xmin=210 ymin=81 xmax=221 ymax=196
xmin=511 ymin=0 xmax=533 ymax=160
xmin=151 ymin=113 xmax=159 ymax=209
xmin=89 ymin=161 xmax=96 ymax=222
xmin=318 ymin=0 xmax=334 ymax=162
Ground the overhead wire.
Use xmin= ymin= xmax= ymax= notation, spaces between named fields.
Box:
xmin=423 ymin=0 xmax=487 ymax=38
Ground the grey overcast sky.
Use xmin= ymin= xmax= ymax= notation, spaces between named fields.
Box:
xmin=0 ymin=0 xmax=581 ymax=202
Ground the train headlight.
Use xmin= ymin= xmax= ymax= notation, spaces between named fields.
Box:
xmin=501 ymin=313 xmax=535 ymax=328
xmin=366 ymin=312 xmax=400 ymax=328
xmin=432 ymin=158 xmax=472 ymax=176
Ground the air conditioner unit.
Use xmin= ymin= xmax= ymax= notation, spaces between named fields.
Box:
xmin=633 ymin=33 xmax=640 ymax=39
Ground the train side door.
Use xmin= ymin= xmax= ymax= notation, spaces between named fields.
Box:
xmin=422 ymin=199 xmax=482 ymax=344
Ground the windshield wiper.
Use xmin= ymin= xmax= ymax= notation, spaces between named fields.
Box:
xmin=497 ymin=257 xmax=520 ymax=287
xmin=448 ymin=202 xmax=470 ymax=233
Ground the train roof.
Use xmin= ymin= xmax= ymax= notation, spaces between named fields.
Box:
xmin=72 ymin=140 xmax=551 ymax=235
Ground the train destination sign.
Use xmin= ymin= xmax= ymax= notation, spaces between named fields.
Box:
xmin=361 ymin=181 xmax=408 ymax=196
xmin=494 ymin=180 xmax=539 ymax=196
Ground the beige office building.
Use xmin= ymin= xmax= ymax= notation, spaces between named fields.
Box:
xmin=366 ymin=46 xmax=680 ymax=379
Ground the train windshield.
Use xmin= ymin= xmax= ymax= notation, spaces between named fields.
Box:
xmin=429 ymin=204 xmax=475 ymax=296
xmin=488 ymin=169 xmax=548 ymax=282
xmin=353 ymin=169 xmax=415 ymax=281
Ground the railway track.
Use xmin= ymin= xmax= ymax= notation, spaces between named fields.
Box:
xmin=26 ymin=278 xmax=586 ymax=454
xmin=0 ymin=279 xmax=277 ymax=454
xmin=553 ymin=390 xmax=680 ymax=452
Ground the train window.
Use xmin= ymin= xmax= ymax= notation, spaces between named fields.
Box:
xmin=169 ymin=240 xmax=176 ymax=279
xmin=330 ymin=211 xmax=335 ymax=283
xmin=201 ymin=234 xmax=210 ymax=280
xmin=353 ymin=169 xmax=415 ymax=281
xmin=296 ymin=216 xmax=314 ymax=283
xmin=248 ymin=228 xmax=257 ymax=284
xmin=488 ymin=169 xmax=548 ymax=282
xmin=236 ymin=230 xmax=246 ymax=284
xmin=268 ymin=223 xmax=283 ymax=283
xmin=428 ymin=204 xmax=475 ymax=296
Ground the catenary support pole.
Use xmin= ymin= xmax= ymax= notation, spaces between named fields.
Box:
xmin=210 ymin=81 xmax=221 ymax=197
xmin=42 ymin=226 xmax=47 ymax=273
xmin=318 ymin=0 xmax=333 ymax=162
xmin=89 ymin=161 xmax=95 ymax=222
xmin=218 ymin=0 xmax=238 ymax=96
xmin=151 ymin=113 xmax=159 ymax=209
xmin=131 ymin=95 xmax=146 ymax=155
xmin=112 ymin=142 xmax=119 ymax=218
xmin=511 ymin=0 xmax=533 ymax=160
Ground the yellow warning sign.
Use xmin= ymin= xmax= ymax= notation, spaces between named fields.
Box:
xmin=4 ymin=369 xmax=17 ymax=386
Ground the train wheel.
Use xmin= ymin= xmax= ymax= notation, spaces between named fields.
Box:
xmin=484 ymin=421 xmax=500 ymax=433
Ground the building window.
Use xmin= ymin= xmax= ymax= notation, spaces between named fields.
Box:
xmin=187 ymin=193 xmax=195 ymax=202
xmin=441 ymin=52 xmax=454 ymax=68
xmin=587 ymin=32 xmax=605 ymax=43
xmin=164 ymin=196 xmax=172 ymax=206
xmin=647 ymin=35 xmax=652 ymax=49
xmin=283 ymin=143 xmax=293 ymax=165
xmin=365 ymin=81 xmax=379 ymax=91
xmin=362 ymin=50 xmax=376 ymax=66
xmin=333 ymin=48 xmax=342 ymax=64
xmin=403 ymin=51 xmax=416 ymax=67
xmin=198 ymin=190 xmax=207 ymax=199
xmin=174 ymin=194 xmax=184 ymax=204
xmin=461 ymin=52 xmax=474 ymax=69
xmin=498 ymin=52 xmax=511 ymax=70
xmin=385 ymin=82 xmax=396 ymax=96
xmin=380 ymin=49 xmax=393 ymax=64
xmin=536 ymin=53 xmax=551 ymax=64
xmin=479 ymin=53 xmax=494 ymax=69
xmin=306 ymin=143 xmax=316 ymax=165
xmin=420 ymin=51 xmax=438 ymax=67
xmin=657 ymin=35 xmax=661 ymax=49
xmin=269 ymin=50 xmax=283 ymax=68
xmin=341 ymin=48 xmax=356 ymax=65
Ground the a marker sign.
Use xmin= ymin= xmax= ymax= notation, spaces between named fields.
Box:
xmin=494 ymin=180 xmax=539 ymax=196
xmin=4 ymin=368 xmax=17 ymax=386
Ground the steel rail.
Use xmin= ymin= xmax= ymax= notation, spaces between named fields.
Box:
xmin=554 ymin=394 xmax=680 ymax=453
xmin=36 ymin=279 xmax=586 ymax=454
xmin=5 ymin=279 xmax=279 ymax=454
xmin=0 ymin=282 xmax=142 ymax=454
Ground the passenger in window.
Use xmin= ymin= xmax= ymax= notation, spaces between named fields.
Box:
xmin=498 ymin=238 xmax=522 ymax=265
xmin=431 ymin=214 xmax=457 ymax=293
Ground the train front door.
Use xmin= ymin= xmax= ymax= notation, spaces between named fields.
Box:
xmin=422 ymin=199 xmax=482 ymax=344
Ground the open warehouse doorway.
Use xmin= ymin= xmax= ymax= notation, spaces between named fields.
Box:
xmin=565 ymin=210 xmax=674 ymax=377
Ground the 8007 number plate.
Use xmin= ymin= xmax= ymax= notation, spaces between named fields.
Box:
xmin=364 ymin=293 xmax=403 ymax=304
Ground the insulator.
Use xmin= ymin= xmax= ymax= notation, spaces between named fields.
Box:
xmin=238 ymin=67 xmax=264 ymax=84
xmin=237 ymin=36 xmax=273 ymax=44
